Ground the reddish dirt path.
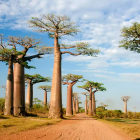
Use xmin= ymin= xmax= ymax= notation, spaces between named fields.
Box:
xmin=0 ymin=113 xmax=132 ymax=140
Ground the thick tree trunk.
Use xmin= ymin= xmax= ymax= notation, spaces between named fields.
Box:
xmin=31 ymin=84 xmax=33 ymax=108
xmin=73 ymin=98 xmax=76 ymax=114
xmin=4 ymin=58 xmax=13 ymax=115
xmin=92 ymin=92 xmax=96 ymax=116
xmin=13 ymin=63 xmax=25 ymax=116
xmin=88 ymin=88 xmax=92 ymax=116
xmin=124 ymin=101 xmax=127 ymax=117
xmin=26 ymin=80 xmax=32 ymax=108
xmin=66 ymin=84 xmax=73 ymax=116
xmin=85 ymin=95 xmax=87 ymax=114
xmin=44 ymin=90 xmax=47 ymax=107
xmin=76 ymin=100 xmax=78 ymax=113
xmin=49 ymin=36 xmax=62 ymax=118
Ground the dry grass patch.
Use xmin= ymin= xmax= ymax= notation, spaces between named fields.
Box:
xmin=98 ymin=118 xmax=140 ymax=139
xmin=0 ymin=115 xmax=61 ymax=134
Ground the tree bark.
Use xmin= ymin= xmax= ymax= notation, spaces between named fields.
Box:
xmin=73 ymin=98 xmax=76 ymax=114
xmin=124 ymin=101 xmax=127 ymax=117
xmin=88 ymin=88 xmax=92 ymax=116
xmin=49 ymin=36 xmax=62 ymax=118
xmin=76 ymin=100 xmax=78 ymax=113
xmin=26 ymin=80 xmax=32 ymax=108
xmin=85 ymin=95 xmax=87 ymax=114
xmin=92 ymin=92 xmax=96 ymax=116
xmin=44 ymin=90 xmax=47 ymax=107
xmin=31 ymin=83 xmax=33 ymax=108
xmin=66 ymin=84 xmax=73 ymax=116
xmin=13 ymin=63 xmax=25 ymax=116
xmin=4 ymin=58 xmax=13 ymax=115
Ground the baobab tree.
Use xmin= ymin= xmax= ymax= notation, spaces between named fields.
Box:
xmin=121 ymin=96 xmax=131 ymax=117
xmin=81 ymin=92 xmax=89 ymax=114
xmin=134 ymin=107 xmax=136 ymax=118
xmin=77 ymin=81 xmax=102 ymax=116
xmin=25 ymin=74 xmax=51 ymax=108
xmin=76 ymin=97 xmax=80 ymax=113
xmin=0 ymin=35 xmax=25 ymax=115
xmin=62 ymin=74 xmax=83 ymax=116
xmin=28 ymin=14 xmax=100 ymax=118
xmin=73 ymin=92 xmax=78 ymax=114
xmin=38 ymin=85 xmax=51 ymax=108
xmin=119 ymin=22 xmax=140 ymax=53
xmin=7 ymin=36 xmax=51 ymax=116
xmin=92 ymin=84 xmax=106 ymax=116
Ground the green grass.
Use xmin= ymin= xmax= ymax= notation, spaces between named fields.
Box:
xmin=98 ymin=118 xmax=140 ymax=139
xmin=0 ymin=115 xmax=62 ymax=134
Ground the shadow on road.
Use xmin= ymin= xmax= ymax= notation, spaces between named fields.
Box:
xmin=135 ymin=138 xmax=140 ymax=140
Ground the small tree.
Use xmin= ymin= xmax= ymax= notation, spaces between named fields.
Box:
xmin=25 ymin=74 xmax=51 ymax=108
xmin=38 ymin=85 xmax=51 ymax=108
xmin=119 ymin=22 xmax=140 ymax=53
xmin=62 ymin=74 xmax=83 ymax=116
xmin=0 ymin=98 xmax=5 ymax=112
xmin=103 ymin=104 xmax=108 ymax=110
xmin=81 ymin=92 xmax=89 ymax=114
xmin=121 ymin=96 xmax=131 ymax=117
xmin=28 ymin=14 xmax=100 ymax=118
xmin=134 ymin=107 xmax=136 ymax=118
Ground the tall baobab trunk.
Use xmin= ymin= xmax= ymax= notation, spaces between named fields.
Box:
xmin=66 ymin=85 xmax=73 ymax=116
xmin=73 ymin=98 xmax=76 ymax=114
xmin=44 ymin=90 xmax=47 ymax=107
xmin=92 ymin=92 xmax=96 ymax=116
xmin=76 ymin=100 xmax=79 ymax=113
xmin=26 ymin=80 xmax=32 ymax=108
xmin=85 ymin=95 xmax=87 ymax=114
xmin=13 ymin=63 xmax=25 ymax=116
xmin=31 ymin=83 xmax=33 ymax=108
xmin=88 ymin=88 xmax=92 ymax=116
xmin=124 ymin=100 xmax=127 ymax=117
xmin=4 ymin=58 xmax=13 ymax=115
xmin=49 ymin=36 xmax=62 ymax=118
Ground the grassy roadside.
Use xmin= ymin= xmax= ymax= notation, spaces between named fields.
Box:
xmin=97 ymin=118 xmax=140 ymax=139
xmin=0 ymin=115 xmax=62 ymax=134
xmin=0 ymin=113 xmax=75 ymax=135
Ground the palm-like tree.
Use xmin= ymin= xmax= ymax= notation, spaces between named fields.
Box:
xmin=121 ymin=96 xmax=131 ymax=117
xmin=38 ymin=85 xmax=51 ymax=108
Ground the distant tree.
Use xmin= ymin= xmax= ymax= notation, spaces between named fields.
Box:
xmin=134 ymin=107 xmax=136 ymax=118
xmin=81 ymin=92 xmax=89 ymax=114
xmin=38 ymin=85 xmax=51 ymax=108
xmin=121 ymin=96 xmax=131 ymax=117
xmin=103 ymin=104 xmax=108 ymax=110
xmin=73 ymin=92 xmax=78 ymax=114
xmin=25 ymin=74 xmax=51 ymax=108
xmin=76 ymin=97 xmax=80 ymax=113
xmin=119 ymin=22 xmax=140 ymax=53
xmin=29 ymin=14 xmax=100 ymax=118
xmin=62 ymin=74 xmax=83 ymax=116
xmin=78 ymin=81 xmax=106 ymax=116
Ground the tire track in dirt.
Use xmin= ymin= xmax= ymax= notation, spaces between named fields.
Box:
xmin=0 ymin=113 xmax=133 ymax=140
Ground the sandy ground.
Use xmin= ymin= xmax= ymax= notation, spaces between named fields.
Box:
xmin=0 ymin=113 xmax=133 ymax=140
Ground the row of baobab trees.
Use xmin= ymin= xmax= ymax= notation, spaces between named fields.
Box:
xmin=0 ymin=14 xmax=100 ymax=118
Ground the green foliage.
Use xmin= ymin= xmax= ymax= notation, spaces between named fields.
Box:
xmin=119 ymin=22 xmax=140 ymax=53
xmin=62 ymin=73 xmax=83 ymax=82
xmin=79 ymin=107 xmax=85 ymax=113
xmin=62 ymin=108 xmax=66 ymax=114
xmin=25 ymin=74 xmax=51 ymax=84
xmin=38 ymin=85 xmax=51 ymax=92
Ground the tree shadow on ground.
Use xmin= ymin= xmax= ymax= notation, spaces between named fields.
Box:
xmin=135 ymin=138 xmax=140 ymax=140
xmin=0 ymin=116 xmax=9 ymax=119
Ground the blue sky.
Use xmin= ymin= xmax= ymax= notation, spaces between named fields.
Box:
xmin=0 ymin=0 xmax=140 ymax=112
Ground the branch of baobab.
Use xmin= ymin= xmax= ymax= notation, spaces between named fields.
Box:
xmin=23 ymin=53 xmax=44 ymax=61
xmin=61 ymin=51 xmax=81 ymax=55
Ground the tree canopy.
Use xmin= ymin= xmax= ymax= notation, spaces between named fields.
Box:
xmin=38 ymin=85 xmax=51 ymax=92
xmin=119 ymin=22 xmax=140 ymax=53
xmin=28 ymin=14 xmax=100 ymax=56
xmin=62 ymin=74 xmax=84 ymax=85
xmin=25 ymin=74 xmax=51 ymax=84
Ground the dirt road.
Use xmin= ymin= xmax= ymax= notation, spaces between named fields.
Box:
xmin=0 ymin=113 xmax=132 ymax=140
